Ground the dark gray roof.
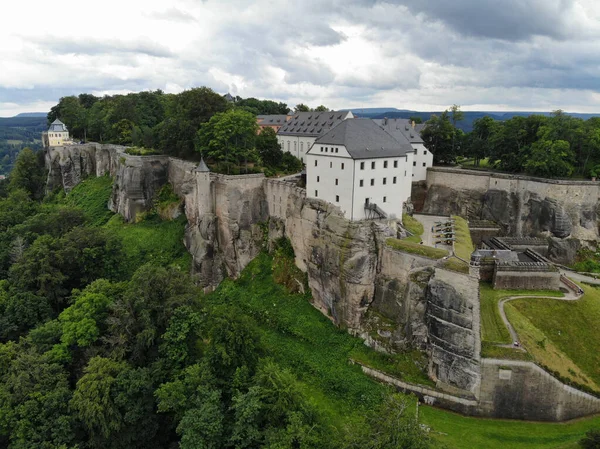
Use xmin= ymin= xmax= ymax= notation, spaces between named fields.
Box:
xmin=373 ymin=118 xmax=424 ymax=144
xmin=257 ymin=115 xmax=289 ymax=125
xmin=48 ymin=118 xmax=68 ymax=132
xmin=277 ymin=110 xmax=352 ymax=137
xmin=196 ymin=157 xmax=210 ymax=173
xmin=310 ymin=119 xmax=414 ymax=160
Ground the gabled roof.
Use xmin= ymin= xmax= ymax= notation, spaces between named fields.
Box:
xmin=310 ymin=119 xmax=414 ymax=160
xmin=277 ymin=110 xmax=352 ymax=137
xmin=257 ymin=114 xmax=289 ymax=125
xmin=373 ymin=118 xmax=424 ymax=144
xmin=48 ymin=118 xmax=68 ymax=132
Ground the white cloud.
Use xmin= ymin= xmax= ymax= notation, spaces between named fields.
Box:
xmin=2 ymin=0 xmax=600 ymax=116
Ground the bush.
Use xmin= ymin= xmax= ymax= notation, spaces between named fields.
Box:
xmin=124 ymin=147 xmax=162 ymax=156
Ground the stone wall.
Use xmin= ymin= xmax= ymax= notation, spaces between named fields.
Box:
xmin=479 ymin=359 xmax=600 ymax=421
xmin=419 ymin=167 xmax=600 ymax=244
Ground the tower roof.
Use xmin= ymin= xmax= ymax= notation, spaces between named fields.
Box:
xmin=196 ymin=157 xmax=210 ymax=173
xmin=48 ymin=118 xmax=68 ymax=132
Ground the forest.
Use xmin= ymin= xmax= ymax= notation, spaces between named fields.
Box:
xmin=0 ymin=116 xmax=46 ymax=175
xmin=0 ymin=149 xmax=438 ymax=449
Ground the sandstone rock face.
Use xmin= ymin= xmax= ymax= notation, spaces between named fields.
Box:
xmin=45 ymin=143 xmax=123 ymax=192
xmin=547 ymin=237 xmax=581 ymax=265
xmin=426 ymin=269 xmax=481 ymax=397
xmin=419 ymin=168 xmax=600 ymax=244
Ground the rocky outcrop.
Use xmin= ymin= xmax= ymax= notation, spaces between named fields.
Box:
xmin=426 ymin=269 xmax=481 ymax=397
xmin=109 ymin=154 xmax=170 ymax=222
xmin=419 ymin=168 xmax=600 ymax=245
xmin=45 ymin=143 xmax=123 ymax=192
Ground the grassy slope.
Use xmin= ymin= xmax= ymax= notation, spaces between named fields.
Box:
xmin=507 ymin=283 xmax=600 ymax=389
xmin=442 ymin=215 xmax=474 ymax=274
xmin=386 ymin=238 xmax=449 ymax=259
xmin=480 ymin=283 xmax=563 ymax=345
xmin=63 ymin=175 xmax=191 ymax=278
xmin=402 ymin=213 xmax=424 ymax=243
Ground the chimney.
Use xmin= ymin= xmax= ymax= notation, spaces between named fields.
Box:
xmin=412 ymin=120 xmax=416 ymax=128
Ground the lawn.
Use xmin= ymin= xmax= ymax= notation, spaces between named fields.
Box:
xmin=507 ymin=283 xmax=600 ymax=390
xmin=402 ymin=213 xmax=424 ymax=243
xmin=451 ymin=215 xmax=474 ymax=261
xmin=420 ymin=405 xmax=600 ymax=449
xmin=64 ymin=175 xmax=114 ymax=226
xmin=386 ymin=237 xmax=449 ymax=259
xmin=479 ymin=283 xmax=563 ymax=346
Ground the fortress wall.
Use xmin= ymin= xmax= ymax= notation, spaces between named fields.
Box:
xmin=479 ymin=359 xmax=600 ymax=421
xmin=422 ymin=167 xmax=600 ymax=241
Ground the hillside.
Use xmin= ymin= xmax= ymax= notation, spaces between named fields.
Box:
xmin=0 ymin=115 xmax=46 ymax=175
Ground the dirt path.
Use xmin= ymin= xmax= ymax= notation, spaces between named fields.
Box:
xmin=496 ymin=278 xmax=583 ymax=348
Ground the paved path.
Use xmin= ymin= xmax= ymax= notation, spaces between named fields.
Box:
xmin=559 ymin=269 xmax=600 ymax=286
xmin=412 ymin=214 xmax=453 ymax=253
xmin=496 ymin=278 xmax=583 ymax=348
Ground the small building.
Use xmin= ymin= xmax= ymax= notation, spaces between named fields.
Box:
xmin=373 ymin=118 xmax=433 ymax=181
xmin=42 ymin=119 xmax=72 ymax=147
xmin=277 ymin=110 xmax=353 ymax=163
xmin=306 ymin=119 xmax=414 ymax=221
xmin=257 ymin=114 xmax=292 ymax=133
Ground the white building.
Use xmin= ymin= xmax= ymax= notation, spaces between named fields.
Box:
xmin=306 ymin=119 xmax=414 ymax=221
xmin=43 ymin=119 xmax=72 ymax=147
xmin=277 ymin=110 xmax=353 ymax=163
xmin=373 ymin=118 xmax=433 ymax=181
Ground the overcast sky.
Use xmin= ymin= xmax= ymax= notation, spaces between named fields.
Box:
xmin=2 ymin=0 xmax=600 ymax=116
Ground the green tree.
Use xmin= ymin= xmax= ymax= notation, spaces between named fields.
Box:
xmin=8 ymin=148 xmax=46 ymax=200
xmin=421 ymin=111 xmax=455 ymax=164
xmin=314 ymin=105 xmax=329 ymax=112
xmin=465 ymin=116 xmax=497 ymax=166
xmin=256 ymin=127 xmax=283 ymax=167
xmin=524 ymin=139 xmax=575 ymax=178
xmin=294 ymin=104 xmax=311 ymax=112
xmin=196 ymin=109 xmax=258 ymax=170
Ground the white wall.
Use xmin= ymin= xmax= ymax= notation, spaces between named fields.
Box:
xmin=48 ymin=131 xmax=70 ymax=146
xmin=277 ymin=135 xmax=316 ymax=163
xmin=412 ymin=144 xmax=433 ymax=181
xmin=307 ymin=149 xmax=411 ymax=221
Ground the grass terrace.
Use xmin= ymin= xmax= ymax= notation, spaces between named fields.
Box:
xmin=386 ymin=237 xmax=449 ymax=259
xmin=402 ymin=213 xmax=424 ymax=243
xmin=124 ymin=146 xmax=163 ymax=156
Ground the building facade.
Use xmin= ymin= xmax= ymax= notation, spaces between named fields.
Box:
xmin=257 ymin=114 xmax=291 ymax=133
xmin=277 ymin=110 xmax=353 ymax=163
xmin=306 ymin=119 xmax=414 ymax=221
xmin=373 ymin=118 xmax=433 ymax=181
xmin=43 ymin=119 xmax=71 ymax=147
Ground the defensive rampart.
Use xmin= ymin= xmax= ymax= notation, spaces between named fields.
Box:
xmin=419 ymin=167 xmax=600 ymax=243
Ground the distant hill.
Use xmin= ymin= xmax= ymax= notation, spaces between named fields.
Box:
xmin=343 ymin=107 xmax=412 ymax=115
xmin=14 ymin=112 xmax=48 ymax=118
xmin=351 ymin=110 xmax=600 ymax=132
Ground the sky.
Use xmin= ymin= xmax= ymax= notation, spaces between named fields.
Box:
xmin=2 ymin=0 xmax=600 ymax=116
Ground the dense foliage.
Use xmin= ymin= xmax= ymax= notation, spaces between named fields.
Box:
xmin=422 ymin=107 xmax=600 ymax=178
xmin=0 ymin=153 xmax=436 ymax=449
xmin=0 ymin=116 xmax=45 ymax=175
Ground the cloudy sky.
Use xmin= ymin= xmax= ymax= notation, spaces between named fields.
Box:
xmin=2 ymin=0 xmax=600 ymax=116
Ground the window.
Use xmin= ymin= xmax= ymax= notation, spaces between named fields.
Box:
xmin=413 ymin=161 xmax=416 ymax=166
xmin=336 ymin=195 xmax=339 ymax=202
xmin=294 ymin=142 xmax=297 ymax=152
xmin=301 ymin=142 xmax=304 ymax=152
xmin=393 ymin=176 xmax=397 ymax=184
xmin=423 ymin=162 xmax=426 ymax=167
xmin=383 ymin=178 xmax=387 ymax=185
xmin=317 ymin=176 xmax=320 ymax=182
xmin=404 ymin=171 xmax=406 ymax=176
xmin=325 ymin=148 xmax=328 ymax=153
xmin=394 ymin=160 xmax=398 ymax=168
xmin=424 ymin=150 xmax=427 ymax=155
xmin=320 ymin=147 xmax=323 ymax=152
xmin=360 ymin=162 xmax=365 ymax=170
xmin=360 ymin=180 xmax=364 ymax=187
xmin=341 ymin=163 xmax=345 ymax=169
xmin=383 ymin=196 xmax=387 ymax=203
xmin=287 ymin=141 xmax=290 ymax=151
xmin=370 ymin=179 xmax=375 ymax=186
xmin=371 ymin=161 xmax=375 ymax=169
xmin=335 ymin=178 xmax=339 ymax=186
xmin=335 ymin=148 xmax=339 ymax=153
xmin=365 ymin=198 xmax=369 ymax=205
xmin=315 ymin=190 xmax=318 ymax=197
xmin=315 ymin=160 xmax=318 ymax=167
xmin=384 ymin=161 xmax=388 ymax=168
xmin=330 ymin=162 xmax=332 ymax=168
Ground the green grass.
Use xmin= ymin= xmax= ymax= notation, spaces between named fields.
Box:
xmin=402 ymin=213 xmax=424 ymax=243
xmin=507 ymin=283 xmax=600 ymax=389
xmin=420 ymin=405 xmax=600 ymax=449
xmin=480 ymin=283 xmax=563 ymax=346
xmin=443 ymin=257 xmax=470 ymax=274
xmin=212 ymin=253 xmax=600 ymax=448
xmin=480 ymin=342 xmax=533 ymax=361
xmin=386 ymin=238 xmax=449 ymax=259
xmin=64 ymin=175 xmax=114 ymax=226
xmin=124 ymin=147 xmax=162 ymax=156
xmin=105 ymin=214 xmax=191 ymax=278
